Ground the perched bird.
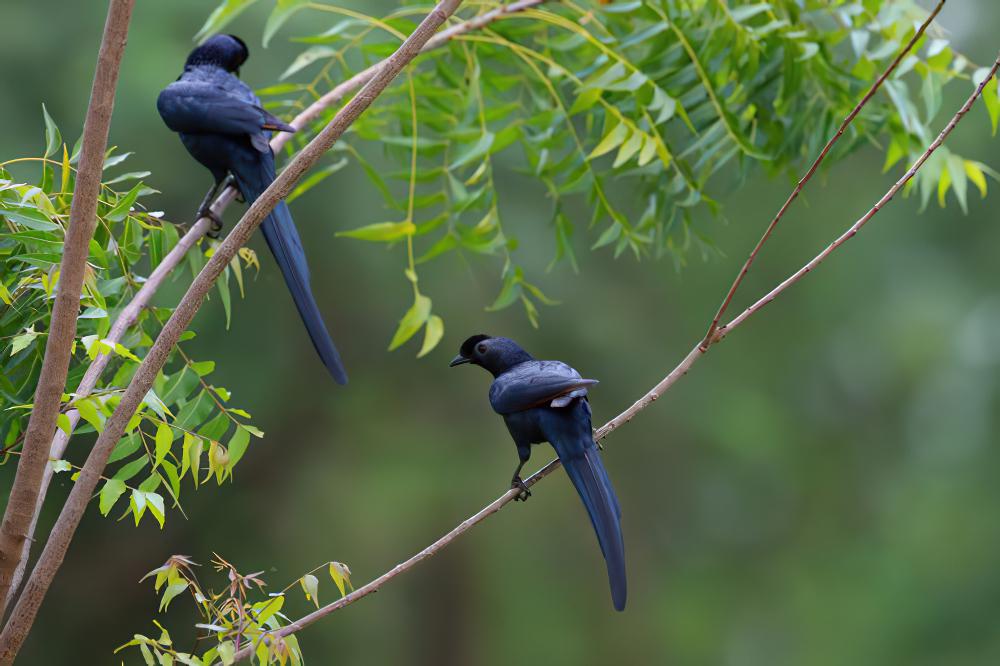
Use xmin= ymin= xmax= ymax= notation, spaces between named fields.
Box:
xmin=157 ymin=34 xmax=347 ymax=384
xmin=450 ymin=335 xmax=626 ymax=610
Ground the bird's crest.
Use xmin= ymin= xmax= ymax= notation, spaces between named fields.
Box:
xmin=459 ymin=334 xmax=492 ymax=358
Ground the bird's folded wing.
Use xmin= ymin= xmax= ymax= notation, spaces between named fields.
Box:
xmin=157 ymin=82 xmax=295 ymax=137
xmin=489 ymin=361 xmax=598 ymax=414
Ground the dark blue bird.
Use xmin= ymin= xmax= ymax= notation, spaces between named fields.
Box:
xmin=450 ymin=335 xmax=626 ymax=611
xmin=157 ymin=34 xmax=347 ymax=384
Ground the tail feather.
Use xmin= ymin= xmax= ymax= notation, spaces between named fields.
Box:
xmin=550 ymin=433 xmax=627 ymax=611
xmin=232 ymin=161 xmax=347 ymax=384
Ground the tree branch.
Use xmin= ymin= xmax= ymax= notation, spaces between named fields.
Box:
xmin=232 ymin=50 xmax=1000 ymax=664
xmin=7 ymin=0 xmax=550 ymax=614
xmin=0 ymin=0 xmax=465 ymax=660
xmin=0 ymin=0 xmax=134 ymax=620
xmin=699 ymin=0 xmax=947 ymax=350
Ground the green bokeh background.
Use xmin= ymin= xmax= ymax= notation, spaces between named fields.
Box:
xmin=2 ymin=1 xmax=999 ymax=664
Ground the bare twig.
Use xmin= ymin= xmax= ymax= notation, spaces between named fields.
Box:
xmin=0 ymin=0 xmax=134 ymax=621
xmin=0 ymin=1 xmax=465 ymax=660
xmin=232 ymin=51 xmax=1000 ymax=663
xmin=699 ymin=0 xmax=947 ymax=350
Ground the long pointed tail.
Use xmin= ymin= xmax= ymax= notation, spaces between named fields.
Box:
xmin=232 ymin=163 xmax=347 ymax=384
xmin=551 ymin=433 xmax=627 ymax=611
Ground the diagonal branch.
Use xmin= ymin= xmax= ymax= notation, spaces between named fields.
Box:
xmin=232 ymin=50 xmax=1000 ymax=663
xmin=699 ymin=0 xmax=947 ymax=350
xmin=9 ymin=0 xmax=552 ymax=611
xmin=0 ymin=1 xmax=466 ymax=660
xmin=0 ymin=0 xmax=135 ymax=618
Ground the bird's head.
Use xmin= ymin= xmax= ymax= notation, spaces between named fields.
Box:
xmin=185 ymin=34 xmax=249 ymax=74
xmin=449 ymin=334 xmax=534 ymax=377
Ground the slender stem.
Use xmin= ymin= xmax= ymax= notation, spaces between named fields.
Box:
xmin=233 ymin=51 xmax=1000 ymax=663
xmin=699 ymin=0 xmax=947 ymax=350
xmin=0 ymin=1 xmax=465 ymax=660
xmin=0 ymin=0 xmax=134 ymax=625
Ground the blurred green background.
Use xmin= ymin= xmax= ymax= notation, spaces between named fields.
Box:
xmin=2 ymin=1 xmax=1000 ymax=664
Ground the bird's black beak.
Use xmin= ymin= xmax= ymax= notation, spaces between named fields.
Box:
xmin=449 ymin=354 xmax=471 ymax=367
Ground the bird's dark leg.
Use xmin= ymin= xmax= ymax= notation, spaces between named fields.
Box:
xmin=195 ymin=181 xmax=225 ymax=239
xmin=510 ymin=445 xmax=532 ymax=502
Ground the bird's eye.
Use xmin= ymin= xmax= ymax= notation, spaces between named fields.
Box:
xmin=476 ymin=343 xmax=487 ymax=354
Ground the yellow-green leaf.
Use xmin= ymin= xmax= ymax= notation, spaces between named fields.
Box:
xmin=388 ymin=294 xmax=431 ymax=351
xmin=154 ymin=423 xmax=172 ymax=469
xmin=328 ymin=561 xmax=353 ymax=597
xmin=964 ymin=160 xmax=988 ymax=197
xmin=588 ymin=122 xmax=628 ymax=160
xmin=417 ymin=315 xmax=444 ymax=358
xmin=300 ymin=574 xmax=320 ymax=609
xmin=99 ymin=479 xmax=126 ymax=516
xmin=337 ymin=221 xmax=415 ymax=242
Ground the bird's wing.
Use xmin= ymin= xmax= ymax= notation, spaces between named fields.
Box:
xmin=157 ymin=80 xmax=295 ymax=138
xmin=489 ymin=361 xmax=598 ymax=415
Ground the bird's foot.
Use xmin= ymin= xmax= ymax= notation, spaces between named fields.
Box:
xmin=511 ymin=476 xmax=532 ymax=502
xmin=197 ymin=207 xmax=225 ymax=239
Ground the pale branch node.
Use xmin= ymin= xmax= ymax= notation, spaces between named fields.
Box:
xmin=0 ymin=0 xmax=135 ymax=623
xmin=231 ymin=52 xmax=1000 ymax=664
xmin=699 ymin=0 xmax=947 ymax=350
xmin=13 ymin=0 xmax=553 ymax=602
xmin=0 ymin=0 xmax=466 ymax=661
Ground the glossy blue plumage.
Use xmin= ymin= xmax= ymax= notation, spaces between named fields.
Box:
xmin=157 ymin=35 xmax=346 ymax=384
xmin=452 ymin=335 xmax=627 ymax=610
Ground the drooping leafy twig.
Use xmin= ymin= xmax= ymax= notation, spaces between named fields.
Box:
xmin=699 ymin=0 xmax=947 ymax=351
xmin=0 ymin=0 xmax=135 ymax=620
xmin=0 ymin=1 xmax=465 ymax=660
xmin=230 ymin=51 xmax=1000 ymax=663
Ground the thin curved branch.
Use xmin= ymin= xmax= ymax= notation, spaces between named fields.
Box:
xmin=10 ymin=0 xmax=551 ymax=610
xmin=0 ymin=0 xmax=135 ymax=621
xmin=233 ymin=51 xmax=1000 ymax=663
xmin=699 ymin=0 xmax=947 ymax=350
xmin=0 ymin=1 xmax=466 ymax=660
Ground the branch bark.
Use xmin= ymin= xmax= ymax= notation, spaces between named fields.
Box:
xmin=232 ymin=51 xmax=1000 ymax=664
xmin=699 ymin=0 xmax=947 ymax=350
xmin=0 ymin=0 xmax=465 ymax=660
xmin=0 ymin=0 xmax=134 ymax=619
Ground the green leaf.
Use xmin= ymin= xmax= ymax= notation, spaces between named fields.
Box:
xmin=194 ymin=0 xmax=260 ymax=42
xmin=154 ymin=423 xmax=172 ymax=469
xmin=337 ymin=220 xmax=416 ymax=242
xmin=451 ymin=131 xmax=495 ymax=170
xmin=226 ymin=426 xmax=251 ymax=473
xmin=946 ymin=154 xmax=968 ymax=214
xmin=10 ymin=327 xmax=39 ymax=356
xmin=42 ymin=104 xmax=61 ymax=158
xmin=588 ymin=123 xmax=628 ymax=159
xmin=106 ymin=182 xmax=143 ymax=222
xmin=388 ymin=294 xmax=431 ymax=350
xmin=159 ymin=581 xmax=188 ymax=612
xmin=51 ymin=459 xmax=72 ymax=474
xmin=145 ymin=492 xmax=166 ymax=528
xmin=99 ymin=479 xmax=127 ymax=516
xmin=417 ymin=315 xmax=444 ymax=358
xmin=264 ymin=0 xmax=309 ymax=47
xmin=75 ymin=398 xmax=105 ymax=433
xmin=1 ymin=204 xmax=59 ymax=231
xmin=216 ymin=640 xmax=236 ymax=666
